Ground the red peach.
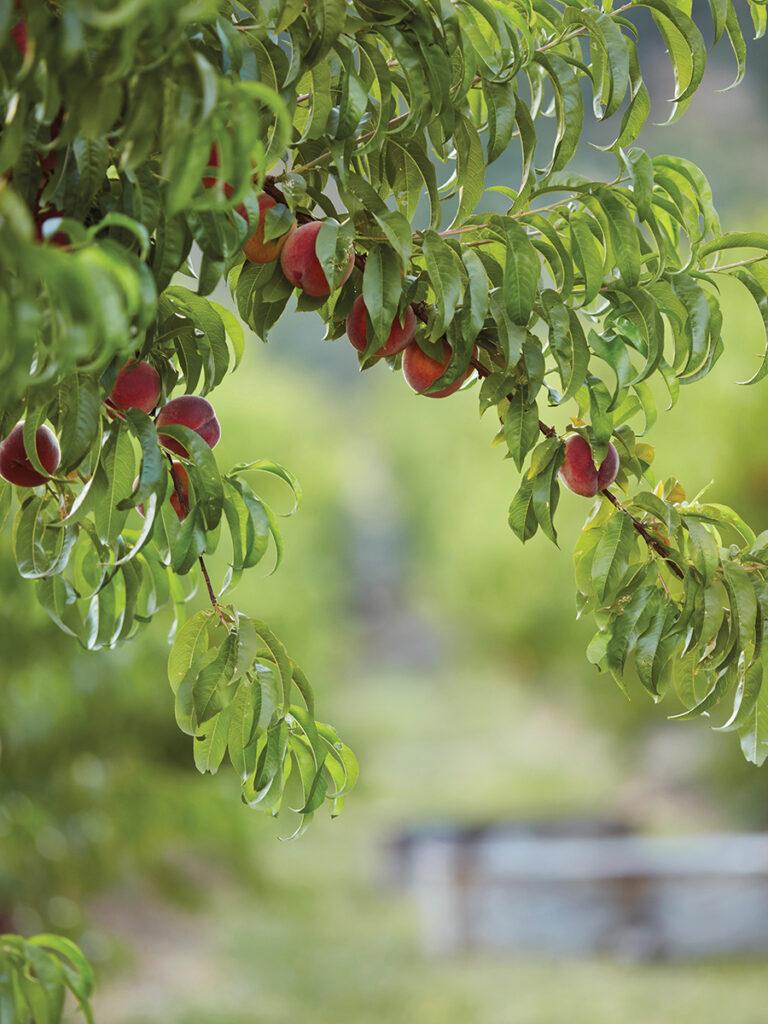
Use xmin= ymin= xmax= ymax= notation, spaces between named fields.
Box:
xmin=136 ymin=462 xmax=189 ymax=519
xmin=559 ymin=434 xmax=619 ymax=497
xmin=280 ymin=221 xmax=354 ymax=298
xmin=34 ymin=208 xmax=69 ymax=246
xmin=169 ymin=462 xmax=190 ymax=520
xmin=201 ymin=143 xmax=220 ymax=190
xmin=39 ymin=109 xmax=64 ymax=179
xmin=107 ymin=360 xmax=161 ymax=414
xmin=11 ymin=19 xmax=26 ymax=56
xmin=242 ymin=194 xmax=294 ymax=264
xmin=402 ymin=341 xmax=473 ymax=398
xmin=0 ymin=423 xmax=60 ymax=487
xmin=346 ymin=297 xmax=417 ymax=358
xmin=202 ymin=143 xmax=233 ymax=198
xmin=156 ymin=396 xmax=220 ymax=457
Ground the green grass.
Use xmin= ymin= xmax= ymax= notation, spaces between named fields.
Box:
xmin=87 ymin=670 xmax=768 ymax=1024
xmin=93 ymin=869 xmax=768 ymax=1024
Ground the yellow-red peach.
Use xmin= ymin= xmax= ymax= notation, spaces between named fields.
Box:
xmin=559 ymin=434 xmax=619 ymax=497
xmin=136 ymin=462 xmax=189 ymax=520
xmin=243 ymin=194 xmax=294 ymax=264
xmin=11 ymin=18 xmax=26 ymax=55
xmin=169 ymin=462 xmax=190 ymax=520
xmin=280 ymin=221 xmax=354 ymax=298
xmin=0 ymin=423 xmax=60 ymax=487
xmin=107 ymin=360 xmax=161 ymax=414
xmin=202 ymin=143 xmax=234 ymax=198
xmin=346 ymin=296 xmax=417 ymax=358
xmin=402 ymin=341 xmax=473 ymax=398
xmin=156 ymin=396 xmax=220 ymax=457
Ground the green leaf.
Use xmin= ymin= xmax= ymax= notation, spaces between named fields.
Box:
xmin=503 ymin=393 xmax=539 ymax=471
xmin=483 ymin=80 xmax=516 ymax=165
xmin=508 ymin=477 xmax=538 ymax=543
xmin=93 ymin=425 xmax=135 ymax=546
xmin=502 ymin=222 xmax=539 ymax=326
xmin=194 ymin=706 xmax=232 ymax=774
xmin=362 ymin=245 xmax=401 ymax=349
xmin=193 ymin=627 xmax=240 ymax=726
xmin=700 ymin=232 xmax=768 ymax=261
xmin=227 ymin=677 xmax=260 ymax=777
xmin=422 ymin=230 xmax=464 ymax=339
xmin=449 ymin=114 xmax=485 ymax=228
xmin=57 ymin=375 xmax=102 ymax=472
xmin=740 ymin=673 xmax=768 ymax=765
xmin=591 ymin=510 xmax=637 ymax=604
xmin=315 ymin=219 xmax=355 ymax=293
xmin=168 ymin=610 xmax=214 ymax=694
xmin=723 ymin=561 xmax=759 ymax=655
xmin=119 ymin=410 xmax=166 ymax=511
xmin=528 ymin=439 xmax=564 ymax=546
xmin=158 ymin=424 xmax=223 ymax=531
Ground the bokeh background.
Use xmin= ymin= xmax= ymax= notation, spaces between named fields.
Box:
xmin=3 ymin=26 xmax=768 ymax=1024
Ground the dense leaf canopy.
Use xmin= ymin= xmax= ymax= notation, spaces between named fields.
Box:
xmin=2 ymin=0 xmax=768 ymax=879
xmin=4 ymin=0 xmax=768 ymax=1012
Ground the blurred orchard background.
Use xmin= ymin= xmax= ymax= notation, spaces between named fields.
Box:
xmin=3 ymin=27 xmax=768 ymax=1024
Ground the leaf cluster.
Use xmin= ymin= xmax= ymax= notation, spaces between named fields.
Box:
xmin=0 ymin=933 xmax=93 ymax=1024
xmin=2 ymin=0 xmax=768 ymax=827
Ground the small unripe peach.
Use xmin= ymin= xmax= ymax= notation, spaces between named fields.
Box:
xmin=402 ymin=341 xmax=473 ymax=398
xmin=280 ymin=221 xmax=354 ymax=298
xmin=107 ymin=360 xmax=161 ymax=414
xmin=0 ymin=423 xmax=60 ymax=487
xmin=346 ymin=297 xmax=417 ymax=358
xmin=156 ymin=396 xmax=220 ymax=457
xmin=243 ymin=194 xmax=294 ymax=264
xmin=559 ymin=434 xmax=619 ymax=497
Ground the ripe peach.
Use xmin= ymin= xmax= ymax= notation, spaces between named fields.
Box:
xmin=34 ymin=208 xmax=69 ymax=246
xmin=559 ymin=434 xmax=619 ymax=497
xmin=11 ymin=19 xmax=26 ymax=56
xmin=346 ymin=297 xmax=417 ymax=358
xmin=169 ymin=462 xmax=190 ymax=520
xmin=202 ymin=143 xmax=233 ymax=198
xmin=280 ymin=221 xmax=354 ymax=298
xmin=0 ymin=423 xmax=60 ymax=487
xmin=136 ymin=462 xmax=189 ymax=519
xmin=402 ymin=341 xmax=473 ymax=398
xmin=242 ymin=193 xmax=294 ymax=264
xmin=107 ymin=360 xmax=161 ymax=414
xmin=156 ymin=396 xmax=220 ymax=457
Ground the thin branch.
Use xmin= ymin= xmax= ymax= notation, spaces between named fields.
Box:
xmin=601 ymin=489 xmax=685 ymax=581
xmin=706 ymin=254 xmax=768 ymax=274
xmin=198 ymin=555 xmax=228 ymax=620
